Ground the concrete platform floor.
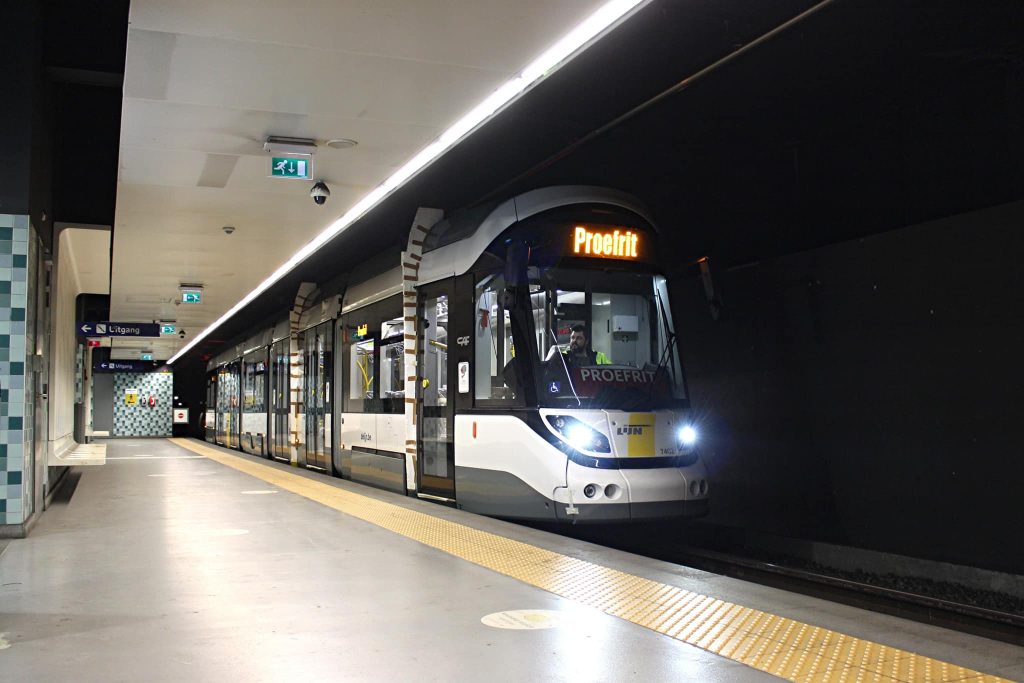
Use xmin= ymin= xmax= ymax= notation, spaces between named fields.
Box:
xmin=1 ymin=438 xmax=770 ymax=682
xmin=0 ymin=438 xmax=1021 ymax=682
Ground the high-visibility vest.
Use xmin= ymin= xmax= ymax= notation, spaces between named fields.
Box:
xmin=563 ymin=349 xmax=612 ymax=365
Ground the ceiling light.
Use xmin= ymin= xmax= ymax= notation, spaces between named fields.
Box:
xmin=169 ymin=0 xmax=647 ymax=366
xmin=263 ymin=136 xmax=317 ymax=155
xmin=325 ymin=139 xmax=358 ymax=150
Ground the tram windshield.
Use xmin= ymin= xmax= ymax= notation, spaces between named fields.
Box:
xmin=474 ymin=268 xmax=687 ymax=410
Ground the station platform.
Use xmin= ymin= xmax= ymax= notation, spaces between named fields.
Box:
xmin=0 ymin=439 xmax=1020 ymax=682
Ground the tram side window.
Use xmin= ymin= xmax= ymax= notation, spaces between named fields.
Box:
xmin=242 ymin=361 xmax=253 ymax=411
xmin=379 ymin=337 xmax=403 ymax=400
xmin=349 ymin=338 xmax=375 ymax=403
xmin=474 ymin=276 xmax=542 ymax=404
xmin=249 ymin=361 xmax=266 ymax=412
xmin=341 ymin=294 xmax=404 ymax=414
xmin=242 ymin=358 xmax=265 ymax=413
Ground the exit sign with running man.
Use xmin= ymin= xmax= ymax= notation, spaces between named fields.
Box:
xmin=270 ymin=156 xmax=313 ymax=180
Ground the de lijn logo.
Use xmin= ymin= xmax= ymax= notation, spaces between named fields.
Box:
xmin=616 ymin=425 xmax=646 ymax=436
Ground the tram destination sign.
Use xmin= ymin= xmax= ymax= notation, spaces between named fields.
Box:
xmin=78 ymin=321 xmax=161 ymax=337
xmin=571 ymin=225 xmax=641 ymax=260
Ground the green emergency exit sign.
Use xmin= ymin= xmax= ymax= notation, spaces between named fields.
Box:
xmin=160 ymin=324 xmax=176 ymax=334
xmin=271 ymin=156 xmax=312 ymax=180
xmin=181 ymin=291 xmax=202 ymax=304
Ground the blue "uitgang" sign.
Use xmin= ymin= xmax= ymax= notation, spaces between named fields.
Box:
xmin=78 ymin=322 xmax=161 ymax=337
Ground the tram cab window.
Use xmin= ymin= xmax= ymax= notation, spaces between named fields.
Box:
xmin=543 ymin=290 xmax=653 ymax=369
xmin=475 ymin=265 xmax=686 ymax=408
xmin=541 ymin=273 xmax=686 ymax=406
xmin=341 ymin=295 xmax=404 ymax=414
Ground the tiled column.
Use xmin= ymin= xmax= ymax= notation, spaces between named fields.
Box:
xmin=0 ymin=214 xmax=31 ymax=530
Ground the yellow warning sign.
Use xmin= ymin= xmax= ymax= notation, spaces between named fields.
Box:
xmin=124 ymin=390 xmax=139 ymax=406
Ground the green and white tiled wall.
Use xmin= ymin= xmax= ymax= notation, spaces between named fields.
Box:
xmin=113 ymin=372 xmax=174 ymax=437
xmin=0 ymin=214 xmax=32 ymax=526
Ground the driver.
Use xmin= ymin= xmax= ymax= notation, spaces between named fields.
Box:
xmin=560 ymin=324 xmax=611 ymax=367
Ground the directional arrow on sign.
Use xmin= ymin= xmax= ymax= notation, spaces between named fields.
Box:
xmin=80 ymin=323 xmax=93 ymax=334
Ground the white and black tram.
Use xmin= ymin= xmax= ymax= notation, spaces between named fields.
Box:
xmin=204 ymin=186 xmax=709 ymax=521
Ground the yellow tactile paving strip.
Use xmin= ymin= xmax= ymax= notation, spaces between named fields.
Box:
xmin=170 ymin=438 xmax=1014 ymax=683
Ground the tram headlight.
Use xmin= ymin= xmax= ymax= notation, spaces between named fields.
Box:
xmin=545 ymin=415 xmax=611 ymax=454
xmin=677 ymin=425 xmax=698 ymax=451
xmin=567 ymin=424 xmax=594 ymax=449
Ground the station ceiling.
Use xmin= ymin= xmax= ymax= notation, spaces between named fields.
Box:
xmin=109 ymin=0 xmax=612 ymax=360
xmin=103 ymin=0 xmax=1023 ymax=366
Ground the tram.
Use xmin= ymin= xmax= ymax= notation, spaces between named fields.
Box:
xmin=205 ymin=186 xmax=709 ymax=521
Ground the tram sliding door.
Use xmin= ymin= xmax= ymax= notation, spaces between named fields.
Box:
xmin=241 ymin=349 xmax=268 ymax=456
xmin=215 ymin=365 xmax=228 ymax=446
xmin=268 ymin=338 xmax=290 ymax=462
xmin=227 ymin=360 xmax=242 ymax=449
xmin=204 ymin=371 xmax=217 ymax=443
xmin=303 ymin=321 xmax=333 ymax=472
xmin=417 ymin=282 xmax=455 ymax=499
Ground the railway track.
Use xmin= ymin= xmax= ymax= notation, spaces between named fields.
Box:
xmin=664 ymin=545 xmax=1024 ymax=647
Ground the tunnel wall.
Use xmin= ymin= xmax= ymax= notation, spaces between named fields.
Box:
xmin=673 ymin=200 xmax=1024 ymax=575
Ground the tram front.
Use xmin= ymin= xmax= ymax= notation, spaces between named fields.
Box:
xmin=446 ymin=189 xmax=709 ymax=522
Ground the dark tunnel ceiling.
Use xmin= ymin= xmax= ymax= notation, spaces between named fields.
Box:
xmin=181 ymin=0 xmax=1024 ymax=367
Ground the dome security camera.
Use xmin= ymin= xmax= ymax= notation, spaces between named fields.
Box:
xmin=222 ymin=226 xmax=235 ymax=235
xmin=310 ymin=180 xmax=330 ymax=206
xmin=179 ymin=329 xmax=186 ymax=338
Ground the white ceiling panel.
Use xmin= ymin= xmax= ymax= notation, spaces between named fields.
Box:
xmin=127 ymin=0 xmax=605 ymax=73
xmin=113 ymin=0 xmax=621 ymax=357
xmin=119 ymin=100 xmax=440 ymax=167
xmin=124 ymin=29 xmax=508 ymax=127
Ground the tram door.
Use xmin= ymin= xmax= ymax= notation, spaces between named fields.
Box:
xmin=268 ymin=338 xmax=290 ymax=462
xmin=303 ymin=321 xmax=332 ymax=471
xmin=417 ymin=283 xmax=455 ymax=499
xmin=227 ymin=360 xmax=242 ymax=449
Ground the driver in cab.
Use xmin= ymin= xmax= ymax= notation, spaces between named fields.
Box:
xmin=555 ymin=324 xmax=611 ymax=368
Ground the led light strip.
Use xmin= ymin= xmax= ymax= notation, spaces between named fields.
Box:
xmin=169 ymin=0 xmax=648 ymax=365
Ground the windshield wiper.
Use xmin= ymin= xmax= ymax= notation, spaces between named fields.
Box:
xmin=645 ymin=289 xmax=678 ymax=406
